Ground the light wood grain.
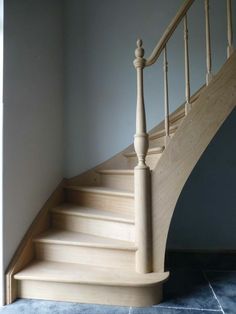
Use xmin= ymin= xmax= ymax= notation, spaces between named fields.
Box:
xmin=15 ymin=260 xmax=168 ymax=287
xmin=65 ymin=186 xmax=134 ymax=213
xmin=205 ymin=0 xmax=212 ymax=84
xmin=227 ymin=0 xmax=234 ymax=58
xmin=34 ymin=230 xmax=136 ymax=269
xmin=145 ymin=0 xmax=195 ymax=66
xmin=15 ymin=261 xmax=168 ymax=306
xmin=151 ymin=51 xmax=236 ymax=272
xmin=97 ymin=169 xmax=134 ymax=191
xmin=51 ymin=204 xmax=135 ymax=241
xmin=5 ymin=180 xmax=65 ymax=305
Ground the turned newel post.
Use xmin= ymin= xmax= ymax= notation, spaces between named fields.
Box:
xmin=133 ymin=39 xmax=152 ymax=274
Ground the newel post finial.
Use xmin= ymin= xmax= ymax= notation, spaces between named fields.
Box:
xmin=133 ymin=38 xmax=148 ymax=168
xmin=134 ymin=39 xmax=145 ymax=69
xmin=133 ymin=38 xmax=152 ymax=274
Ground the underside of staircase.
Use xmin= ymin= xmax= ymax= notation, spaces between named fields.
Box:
xmin=5 ymin=0 xmax=236 ymax=308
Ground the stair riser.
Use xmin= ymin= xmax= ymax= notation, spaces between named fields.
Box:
xmin=17 ymin=280 xmax=163 ymax=307
xmin=99 ymin=174 xmax=134 ymax=192
xmin=65 ymin=190 xmax=134 ymax=214
xmin=126 ymin=154 xmax=161 ymax=170
xmin=52 ymin=213 xmax=135 ymax=242
xmin=35 ymin=243 xmax=135 ymax=270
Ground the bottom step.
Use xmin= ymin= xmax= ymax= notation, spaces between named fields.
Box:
xmin=15 ymin=261 xmax=169 ymax=307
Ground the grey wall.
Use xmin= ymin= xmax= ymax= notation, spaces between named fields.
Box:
xmin=64 ymin=0 xmax=234 ymax=177
xmin=167 ymin=108 xmax=236 ymax=250
xmin=3 ymin=0 xmax=64 ymax=271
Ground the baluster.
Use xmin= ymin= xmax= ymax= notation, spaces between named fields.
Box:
xmin=184 ymin=14 xmax=191 ymax=115
xmin=163 ymin=46 xmax=170 ymax=146
xmin=205 ymin=0 xmax=212 ymax=85
xmin=227 ymin=0 xmax=234 ymax=58
xmin=133 ymin=39 xmax=152 ymax=274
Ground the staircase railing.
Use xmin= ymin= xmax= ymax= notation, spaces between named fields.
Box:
xmin=133 ymin=0 xmax=234 ymax=273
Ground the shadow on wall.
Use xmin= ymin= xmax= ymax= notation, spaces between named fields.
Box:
xmin=167 ymin=107 xmax=236 ymax=251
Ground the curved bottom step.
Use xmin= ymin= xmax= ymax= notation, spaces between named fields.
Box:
xmin=15 ymin=260 xmax=169 ymax=307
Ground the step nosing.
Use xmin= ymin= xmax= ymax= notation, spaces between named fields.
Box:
xmin=14 ymin=262 xmax=169 ymax=287
xmin=51 ymin=208 xmax=134 ymax=224
xmin=64 ymin=186 xmax=134 ymax=198
xmin=34 ymin=238 xmax=136 ymax=251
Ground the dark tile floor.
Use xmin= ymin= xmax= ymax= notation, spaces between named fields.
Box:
xmin=1 ymin=252 xmax=236 ymax=314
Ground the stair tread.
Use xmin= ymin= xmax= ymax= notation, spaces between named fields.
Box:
xmin=65 ymin=185 xmax=134 ymax=198
xmin=34 ymin=229 xmax=136 ymax=250
xmin=14 ymin=260 xmax=169 ymax=287
xmin=51 ymin=203 xmax=134 ymax=224
xmin=124 ymin=146 xmax=164 ymax=158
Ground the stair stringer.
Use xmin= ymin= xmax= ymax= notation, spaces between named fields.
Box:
xmin=151 ymin=52 xmax=236 ymax=273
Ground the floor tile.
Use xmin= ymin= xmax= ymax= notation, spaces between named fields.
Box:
xmin=131 ymin=306 xmax=221 ymax=313
xmin=206 ymin=271 xmax=236 ymax=314
xmin=0 ymin=299 xmax=129 ymax=314
xmin=160 ymin=270 xmax=220 ymax=310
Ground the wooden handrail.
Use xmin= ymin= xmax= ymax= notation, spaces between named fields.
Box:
xmin=145 ymin=0 xmax=195 ymax=67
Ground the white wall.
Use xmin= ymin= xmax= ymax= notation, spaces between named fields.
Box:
xmin=3 ymin=0 xmax=64 ymax=284
xmin=64 ymin=0 xmax=234 ymax=177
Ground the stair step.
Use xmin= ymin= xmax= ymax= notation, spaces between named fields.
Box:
xmin=124 ymin=146 xmax=164 ymax=158
xmin=34 ymin=229 xmax=136 ymax=269
xmin=149 ymin=125 xmax=179 ymax=141
xmin=97 ymin=169 xmax=134 ymax=191
xmin=34 ymin=229 xmax=135 ymax=249
xmin=51 ymin=204 xmax=135 ymax=241
xmin=65 ymin=185 xmax=134 ymax=198
xmin=65 ymin=186 xmax=134 ymax=214
xmin=15 ymin=260 xmax=168 ymax=287
xmin=51 ymin=203 xmax=134 ymax=223
xmin=15 ymin=260 xmax=169 ymax=306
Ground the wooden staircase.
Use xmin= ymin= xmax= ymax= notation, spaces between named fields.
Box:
xmin=6 ymin=0 xmax=236 ymax=307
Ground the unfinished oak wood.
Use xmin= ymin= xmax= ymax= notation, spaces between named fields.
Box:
xmin=149 ymin=127 xmax=178 ymax=141
xmin=97 ymin=169 xmax=134 ymax=191
xmin=145 ymin=0 xmax=195 ymax=66
xmin=15 ymin=261 xmax=168 ymax=306
xmin=152 ymin=51 xmax=236 ymax=273
xmin=227 ymin=0 xmax=234 ymax=57
xmin=34 ymin=229 xmax=136 ymax=270
xmin=6 ymin=0 xmax=235 ymax=307
xmin=205 ymin=0 xmax=213 ymax=84
xmin=51 ymin=204 xmax=135 ymax=241
xmin=65 ymin=186 xmax=134 ymax=214
xmin=5 ymin=180 xmax=65 ymax=305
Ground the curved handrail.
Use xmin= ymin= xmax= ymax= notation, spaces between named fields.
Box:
xmin=145 ymin=0 xmax=195 ymax=67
